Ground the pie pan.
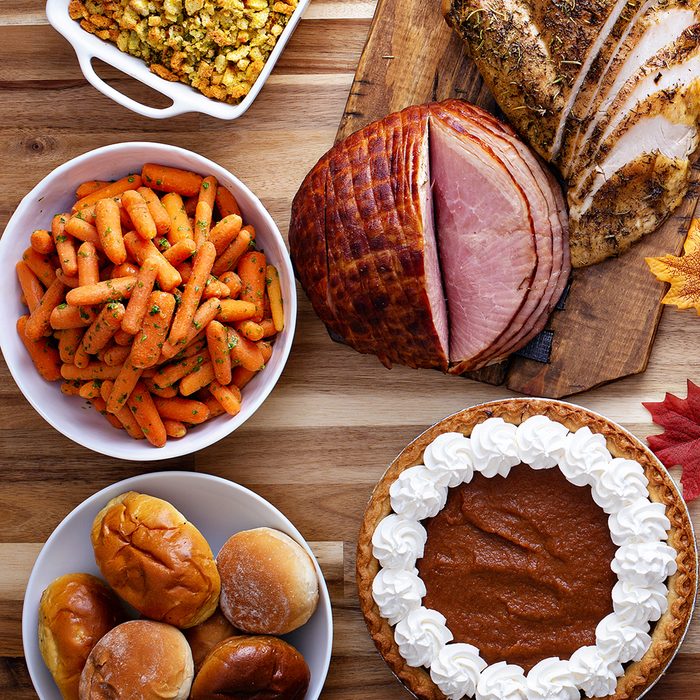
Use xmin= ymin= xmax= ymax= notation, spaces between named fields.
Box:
xmin=356 ymin=398 xmax=698 ymax=700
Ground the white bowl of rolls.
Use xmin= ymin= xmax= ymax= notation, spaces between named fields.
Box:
xmin=0 ymin=141 xmax=296 ymax=461
xmin=22 ymin=471 xmax=333 ymax=699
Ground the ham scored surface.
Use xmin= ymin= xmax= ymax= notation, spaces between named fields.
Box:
xmin=289 ymin=101 xmax=570 ymax=374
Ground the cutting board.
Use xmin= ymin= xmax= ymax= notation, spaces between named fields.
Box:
xmin=336 ymin=0 xmax=700 ymax=399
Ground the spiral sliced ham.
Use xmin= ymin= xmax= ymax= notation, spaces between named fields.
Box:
xmin=289 ymin=100 xmax=570 ymax=373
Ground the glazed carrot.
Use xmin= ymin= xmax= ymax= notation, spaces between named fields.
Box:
xmin=121 ymin=258 xmax=159 ymax=335
xmin=64 ymin=217 xmax=101 ymax=247
xmin=73 ymin=174 xmax=142 ymax=212
xmin=212 ymin=227 xmax=253 ymax=277
xmin=60 ymin=380 xmax=83 ymax=396
xmin=137 ymin=187 xmax=171 ymax=236
xmin=179 ymin=361 xmax=215 ymax=396
xmin=71 ymin=205 xmax=97 ymax=226
xmin=163 ymin=239 xmax=196 ymax=266
xmin=184 ymin=195 xmax=198 ymax=218
xmin=237 ymin=250 xmax=266 ymax=322
xmin=206 ymin=320 xmax=232 ymax=385
xmin=215 ymin=185 xmax=241 ymax=218
xmin=16 ymin=261 xmax=44 ymax=312
xmin=219 ymin=271 xmax=242 ymax=298
xmin=114 ymin=329 xmax=134 ymax=346
xmin=202 ymin=278 xmax=231 ymax=300
xmin=79 ymin=380 xmax=103 ymax=400
xmin=208 ymin=381 xmax=241 ymax=416
xmin=56 ymin=270 xmax=79 ymax=288
xmin=73 ymin=343 xmax=91 ymax=369
xmin=126 ymin=381 xmax=166 ymax=447
xmin=52 ymin=213 xmax=78 ymax=277
xmin=76 ymin=180 xmax=110 ymax=199
xmin=25 ymin=278 xmax=66 ymax=341
xmin=159 ymin=298 xmax=221 ymax=361
xmin=17 ymin=315 xmax=61 ymax=381
xmin=130 ymin=291 xmax=176 ymax=368
xmin=77 ymin=241 xmax=100 ymax=287
xmin=31 ymin=229 xmax=55 ymax=255
xmin=142 ymin=164 xmax=202 ymax=197
xmin=80 ymin=302 xmax=125 ymax=356
xmin=163 ymin=420 xmax=187 ymax=438
xmin=209 ymin=214 xmax=242 ymax=255
xmin=235 ymin=320 xmax=264 ymax=342
xmin=162 ymin=192 xmax=194 ymax=244
xmin=123 ymin=232 xmax=181 ymax=291
xmin=152 ymin=352 xmax=208 ymax=389
xmin=103 ymin=344 xmax=131 ymax=367
xmin=259 ymin=318 xmax=277 ymax=338
xmin=95 ymin=198 xmax=126 ymax=264
xmin=201 ymin=391 xmax=227 ymax=419
xmin=60 ymin=362 xmax=122 ymax=381
xmin=175 ymin=337 xmax=207 ymax=360
xmin=66 ymin=277 xmax=137 ymax=306
xmin=228 ymin=328 xmax=264 ymax=371
xmin=194 ymin=176 xmax=217 ymax=247
xmin=50 ymin=303 xmax=95 ymax=330
xmin=112 ymin=261 xmax=140 ymax=278
xmin=144 ymin=379 xmax=178 ymax=398
xmin=122 ymin=189 xmax=157 ymax=240
xmin=57 ymin=328 xmax=83 ymax=364
xmin=232 ymin=340 xmax=272 ymax=388
xmin=100 ymin=380 xmax=144 ymax=439
xmin=152 ymin=396 xmax=210 ymax=424
xmin=169 ymin=241 xmax=216 ymax=343
xmin=177 ymin=261 xmax=193 ymax=283
xmin=90 ymin=396 xmax=123 ymax=430
xmin=266 ymin=264 xmax=284 ymax=331
xmin=106 ymin=358 xmax=142 ymax=413
xmin=23 ymin=247 xmax=56 ymax=287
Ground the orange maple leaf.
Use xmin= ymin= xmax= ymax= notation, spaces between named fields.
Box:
xmin=646 ymin=218 xmax=700 ymax=314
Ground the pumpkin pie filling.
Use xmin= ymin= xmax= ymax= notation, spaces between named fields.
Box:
xmin=417 ymin=463 xmax=617 ymax=672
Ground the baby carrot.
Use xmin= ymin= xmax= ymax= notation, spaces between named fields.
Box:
xmin=73 ymin=174 xmax=142 ymax=212
xmin=201 ymin=390 xmax=227 ymax=419
xmin=113 ymin=329 xmax=134 ymax=346
xmin=219 ymin=271 xmax=242 ymax=298
xmin=137 ymin=187 xmax=171 ymax=236
xmin=56 ymin=270 xmax=79 ymax=288
xmin=206 ymin=320 xmax=232 ymax=385
xmin=123 ymin=232 xmax=181 ymax=291
xmin=194 ymin=176 xmax=217 ymax=247
xmin=209 ymin=214 xmax=242 ymax=255
xmin=60 ymin=362 xmax=122 ymax=381
xmin=80 ymin=302 xmax=125 ymax=355
xmin=215 ymin=185 xmax=241 ymax=218
xmin=66 ymin=277 xmax=137 ymax=306
xmin=232 ymin=340 xmax=273 ymax=388
xmin=179 ymin=361 xmax=215 ymax=396
xmin=61 ymin=380 xmax=83 ymax=396
xmin=130 ymin=291 xmax=175 ymax=368
xmin=162 ymin=192 xmax=194 ymax=244
xmin=159 ymin=298 xmax=221 ymax=361
xmin=90 ymin=396 xmax=123 ymax=430
xmin=184 ymin=195 xmax=198 ymax=218
xmin=266 ymin=264 xmax=284 ymax=332
xmin=64 ymin=217 xmax=101 ymax=247
xmin=121 ymin=258 xmax=159 ymax=335
xmin=106 ymin=358 xmax=142 ymax=414
xmin=228 ymin=328 xmax=265 ymax=371
xmin=31 ymin=229 xmax=55 ymax=255
xmin=142 ymin=164 xmax=202 ymax=197
xmin=50 ymin=303 xmax=96 ymax=330
xmin=71 ymin=206 xmax=97 ymax=226
xmin=112 ymin=262 xmax=140 ymax=278
xmin=237 ymin=250 xmax=266 ymax=322
xmin=77 ymin=241 xmax=100 ymax=287
xmin=163 ymin=238 xmax=196 ymax=266
xmin=202 ymin=278 xmax=231 ymax=300
xmin=52 ymin=213 xmax=78 ymax=277
xmin=16 ymin=261 xmax=44 ymax=312
xmin=163 ymin=420 xmax=187 ymax=438
xmin=208 ymin=381 xmax=241 ymax=416
xmin=235 ymin=320 xmax=264 ymax=342
xmin=57 ymin=327 xmax=83 ymax=364
xmin=22 ymin=247 xmax=56 ymax=287
xmin=152 ymin=351 xmax=208 ymax=389
xmin=103 ymin=344 xmax=131 ymax=367
xmin=169 ymin=241 xmax=216 ymax=344
xmin=175 ymin=336 xmax=207 ymax=360
xmin=17 ymin=315 xmax=61 ymax=381
xmin=259 ymin=318 xmax=277 ymax=338
xmin=76 ymin=180 xmax=110 ymax=199
xmin=73 ymin=343 xmax=91 ymax=369
xmin=100 ymin=380 xmax=144 ymax=439
xmin=122 ymin=190 xmax=157 ymax=240
xmin=152 ymin=396 xmax=210 ymax=424
xmin=95 ymin=198 xmax=126 ymax=264
xmin=126 ymin=381 xmax=166 ymax=447
xmin=25 ymin=278 xmax=66 ymax=341
xmin=177 ymin=261 xmax=193 ymax=283
xmin=79 ymin=380 xmax=103 ymax=400
xmin=211 ymin=226 xmax=253 ymax=277
xmin=144 ymin=379 xmax=178 ymax=398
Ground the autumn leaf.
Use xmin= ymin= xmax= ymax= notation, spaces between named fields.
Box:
xmin=643 ymin=380 xmax=700 ymax=502
xmin=646 ymin=218 xmax=700 ymax=314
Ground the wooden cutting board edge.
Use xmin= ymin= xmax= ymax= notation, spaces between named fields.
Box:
xmin=335 ymin=0 xmax=699 ymax=399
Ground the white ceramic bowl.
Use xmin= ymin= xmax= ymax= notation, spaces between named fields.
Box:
xmin=46 ymin=0 xmax=310 ymax=119
xmin=0 ymin=142 xmax=296 ymax=461
xmin=22 ymin=471 xmax=332 ymax=699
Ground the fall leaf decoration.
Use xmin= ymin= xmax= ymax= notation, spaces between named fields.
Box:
xmin=643 ymin=380 xmax=700 ymax=502
xmin=646 ymin=218 xmax=700 ymax=314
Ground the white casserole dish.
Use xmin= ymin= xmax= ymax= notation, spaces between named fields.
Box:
xmin=45 ymin=0 xmax=310 ymax=119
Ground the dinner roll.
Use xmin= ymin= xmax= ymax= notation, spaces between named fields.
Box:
xmin=91 ymin=491 xmax=220 ymax=628
xmin=38 ymin=573 xmax=124 ymax=700
xmin=190 ymin=636 xmax=310 ymax=700
xmin=185 ymin=608 xmax=241 ymax=671
xmin=79 ymin=620 xmax=193 ymax=700
xmin=217 ymin=527 xmax=319 ymax=634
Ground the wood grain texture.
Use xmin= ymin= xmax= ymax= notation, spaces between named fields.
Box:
xmin=336 ymin=0 xmax=700 ymax=399
xmin=0 ymin=1 xmax=698 ymax=699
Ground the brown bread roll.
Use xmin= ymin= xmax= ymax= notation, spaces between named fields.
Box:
xmin=38 ymin=573 xmax=124 ymax=700
xmin=79 ymin=620 xmax=193 ymax=699
xmin=217 ymin=527 xmax=319 ymax=634
xmin=90 ymin=491 xmax=220 ymax=628
xmin=190 ymin=636 xmax=310 ymax=699
xmin=185 ymin=608 xmax=242 ymax=671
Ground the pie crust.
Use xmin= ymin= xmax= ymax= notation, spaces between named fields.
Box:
xmin=356 ymin=398 xmax=698 ymax=700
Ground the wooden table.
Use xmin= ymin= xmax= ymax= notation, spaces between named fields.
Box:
xmin=0 ymin=1 xmax=697 ymax=697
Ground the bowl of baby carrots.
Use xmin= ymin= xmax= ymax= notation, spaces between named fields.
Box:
xmin=0 ymin=142 xmax=296 ymax=460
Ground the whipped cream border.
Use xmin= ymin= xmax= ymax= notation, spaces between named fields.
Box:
xmin=371 ymin=415 xmax=678 ymax=700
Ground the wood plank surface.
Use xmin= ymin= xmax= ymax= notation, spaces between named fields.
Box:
xmin=0 ymin=1 xmax=698 ymax=698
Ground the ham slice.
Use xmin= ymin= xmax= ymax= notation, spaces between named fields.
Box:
xmin=289 ymin=101 xmax=569 ymax=375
